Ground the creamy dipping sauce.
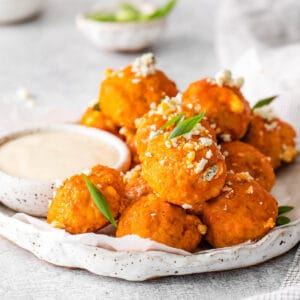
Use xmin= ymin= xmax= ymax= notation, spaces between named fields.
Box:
xmin=0 ymin=131 xmax=120 ymax=181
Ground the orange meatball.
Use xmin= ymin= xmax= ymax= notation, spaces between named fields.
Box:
xmin=182 ymin=73 xmax=251 ymax=141
xmin=124 ymin=164 xmax=152 ymax=201
xmin=141 ymin=119 xmax=226 ymax=212
xmin=99 ymin=54 xmax=178 ymax=129
xmin=116 ymin=194 xmax=207 ymax=252
xmin=245 ymin=114 xmax=297 ymax=169
xmin=221 ymin=141 xmax=275 ymax=191
xmin=200 ymin=172 xmax=278 ymax=248
xmin=135 ymin=94 xmax=203 ymax=161
xmin=47 ymin=165 xmax=127 ymax=234
xmin=79 ymin=106 xmax=118 ymax=134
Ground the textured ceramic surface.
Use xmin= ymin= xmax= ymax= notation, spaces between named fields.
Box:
xmin=0 ymin=205 xmax=299 ymax=281
xmin=76 ymin=1 xmax=166 ymax=52
xmin=0 ymin=0 xmax=45 ymax=24
xmin=0 ymin=124 xmax=131 ymax=217
xmin=0 ymin=156 xmax=299 ymax=281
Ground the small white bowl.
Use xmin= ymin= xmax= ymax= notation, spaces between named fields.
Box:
xmin=76 ymin=2 xmax=166 ymax=52
xmin=0 ymin=0 xmax=45 ymax=24
xmin=0 ymin=124 xmax=131 ymax=217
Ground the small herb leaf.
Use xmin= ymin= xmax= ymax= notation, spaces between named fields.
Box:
xmin=278 ymin=206 xmax=294 ymax=215
xmin=83 ymin=174 xmax=118 ymax=228
xmin=87 ymin=0 xmax=176 ymax=23
xmin=87 ymin=12 xmax=117 ymax=22
xmin=93 ymin=103 xmax=100 ymax=111
xmin=144 ymin=0 xmax=177 ymax=20
xmin=154 ymin=113 xmax=185 ymax=137
xmin=168 ymin=112 xmax=205 ymax=140
xmin=252 ymin=95 xmax=277 ymax=111
xmin=276 ymin=216 xmax=291 ymax=226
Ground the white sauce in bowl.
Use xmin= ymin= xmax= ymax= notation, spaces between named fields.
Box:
xmin=0 ymin=130 xmax=121 ymax=181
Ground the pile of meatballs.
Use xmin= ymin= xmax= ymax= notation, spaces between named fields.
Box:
xmin=47 ymin=54 xmax=297 ymax=252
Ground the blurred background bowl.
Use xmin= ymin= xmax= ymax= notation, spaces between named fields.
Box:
xmin=76 ymin=1 xmax=167 ymax=52
xmin=0 ymin=0 xmax=45 ymax=24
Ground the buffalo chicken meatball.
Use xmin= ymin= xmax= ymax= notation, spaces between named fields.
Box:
xmin=221 ymin=141 xmax=275 ymax=191
xmin=200 ymin=172 xmax=278 ymax=248
xmin=182 ymin=70 xmax=251 ymax=141
xmin=141 ymin=117 xmax=226 ymax=212
xmin=116 ymin=194 xmax=207 ymax=252
xmin=80 ymin=105 xmax=118 ymax=134
xmin=99 ymin=53 xmax=178 ymax=129
xmin=47 ymin=165 xmax=127 ymax=234
xmin=245 ymin=108 xmax=297 ymax=169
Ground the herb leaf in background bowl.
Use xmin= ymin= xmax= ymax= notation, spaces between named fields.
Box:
xmin=87 ymin=0 xmax=177 ymax=23
xmin=116 ymin=3 xmax=142 ymax=22
xmin=143 ymin=0 xmax=177 ymax=20
xmin=83 ymin=174 xmax=118 ymax=228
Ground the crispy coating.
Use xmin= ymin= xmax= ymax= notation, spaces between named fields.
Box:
xmin=124 ymin=164 xmax=153 ymax=201
xmin=135 ymin=94 xmax=206 ymax=161
xmin=47 ymin=165 xmax=128 ymax=234
xmin=79 ymin=107 xmax=118 ymax=134
xmin=99 ymin=66 xmax=178 ymax=128
xmin=182 ymin=79 xmax=251 ymax=140
xmin=119 ymin=126 xmax=140 ymax=166
xmin=221 ymin=141 xmax=275 ymax=191
xmin=141 ymin=121 xmax=226 ymax=211
xmin=116 ymin=194 xmax=207 ymax=252
xmin=245 ymin=115 xmax=297 ymax=169
xmin=200 ymin=172 xmax=278 ymax=248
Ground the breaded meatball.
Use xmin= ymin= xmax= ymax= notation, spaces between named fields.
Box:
xmin=47 ymin=165 xmax=128 ymax=234
xmin=141 ymin=119 xmax=226 ymax=212
xmin=124 ymin=164 xmax=152 ymax=201
xmin=200 ymin=172 xmax=278 ymax=248
xmin=80 ymin=106 xmax=118 ymax=134
xmin=135 ymin=93 xmax=203 ymax=161
xmin=116 ymin=194 xmax=207 ymax=252
xmin=99 ymin=53 xmax=178 ymax=129
xmin=182 ymin=70 xmax=251 ymax=141
xmin=245 ymin=111 xmax=297 ymax=169
xmin=221 ymin=141 xmax=275 ymax=191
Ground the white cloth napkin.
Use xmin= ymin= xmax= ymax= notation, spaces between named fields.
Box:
xmin=216 ymin=0 xmax=300 ymax=142
xmin=245 ymin=244 xmax=300 ymax=299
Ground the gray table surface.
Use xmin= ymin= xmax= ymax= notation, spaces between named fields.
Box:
xmin=0 ymin=0 xmax=298 ymax=299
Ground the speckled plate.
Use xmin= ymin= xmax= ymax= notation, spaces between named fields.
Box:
xmin=0 ymin=157 xmax=299 ymax=281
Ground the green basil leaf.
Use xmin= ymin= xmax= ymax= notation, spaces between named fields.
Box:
xmin=168 ymin=112 xmax=206 ymax=140
xmin=278 ymin=205 xmax=294 ymax=215
xmin=144 ymin=0 xmax=177 ymax=20
xmin=83 ymin=174 xmax=118 ymax=228
xmin=252 ymin=95 xmax=277 ymax=111
xmin=276 ymin=216 xmax=291 ymax=226
xmin=154 ymin=113 xmax=185 ymax=137
xmin=116 ymin=3 xmax=142 ymax=22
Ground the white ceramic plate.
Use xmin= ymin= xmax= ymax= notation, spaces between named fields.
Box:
xmin=0 ymin=156 xmax=299 ymax=281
